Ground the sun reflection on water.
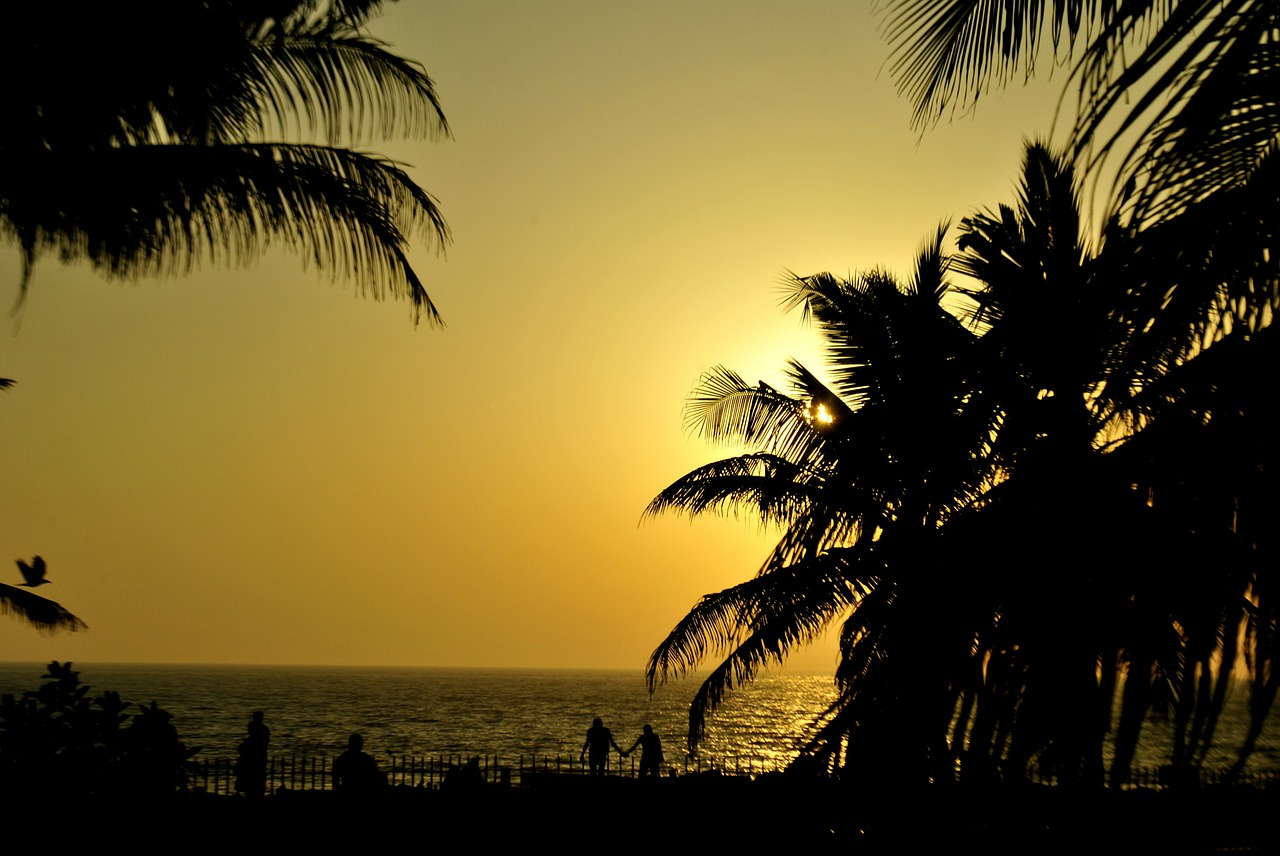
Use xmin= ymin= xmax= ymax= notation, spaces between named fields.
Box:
xmin=692 ymin=673 xmax=837 ymax=768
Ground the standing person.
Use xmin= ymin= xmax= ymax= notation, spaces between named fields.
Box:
xmin=234 ymin=710 xmax=270 ymax=798
xmin=623 ymin=724 xmax=664 ymax=778
xmin=580 ymin=717 xmax=623 ymax=776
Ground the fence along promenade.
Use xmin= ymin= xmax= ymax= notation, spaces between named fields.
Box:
xmin=187 ymin=753 xmax=1280 ymax=795
xmin=189 ymin=752 xmax=783 ymax=794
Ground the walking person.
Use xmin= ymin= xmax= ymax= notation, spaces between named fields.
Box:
xmin=623 ymin=723 xmax=664 ymax=778
xmin=580 ymin=717 xmax=623 ymax=776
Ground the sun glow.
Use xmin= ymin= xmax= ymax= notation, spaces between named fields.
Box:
xmin=810 ymin=403 xmax=835 ymax=425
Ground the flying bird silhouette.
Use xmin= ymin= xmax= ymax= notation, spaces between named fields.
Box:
xmin=16 ymin=555 xmax=49 ymax=587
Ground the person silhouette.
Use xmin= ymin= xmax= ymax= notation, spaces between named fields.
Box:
xmin=234 ymin=710 xmax=270 ymax=798
xmin=623 ymin=723 xmax=664 ymax=778
xmin=332 ymin=732 xmax=385 ymax=794
xmin=580 ymin=717 xmax=623 ymax=776
xmin=442 ymin=755 xmax=486 ymax=791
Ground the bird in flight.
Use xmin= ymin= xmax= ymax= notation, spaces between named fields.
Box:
xmin=16 ymin=555 xmax=49 ymax=587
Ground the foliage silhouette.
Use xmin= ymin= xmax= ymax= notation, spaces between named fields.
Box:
xmin=878 ymin=1 xmax=1280 ymax=774
xmin=1 ymin=0 xmax=450 ymax=325
xmin=646 ymin=141 xmax=1279 ymax=786
xmin=0 ymin=662 xmax=197 ymax=798
xmin=0 ymin=581 xmax=87 ymax=635
xmin=879 ymin=0 xmax=1280 ymax=224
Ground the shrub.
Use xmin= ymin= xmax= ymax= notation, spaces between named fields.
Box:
xmin=0 ymin=661 xmax=198 ymax=799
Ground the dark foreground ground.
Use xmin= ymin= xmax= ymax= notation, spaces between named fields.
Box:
xmin=13 ymin=774 xmax=1279 ymax=854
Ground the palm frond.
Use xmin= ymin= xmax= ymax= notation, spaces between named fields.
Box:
xmin=783 ymin=270 xmax=911 ymax=407
xmin=908 ymin=221 xmax=955 ymax=304
xmin=879 ymin=0 xmax=1099 ymax=130
xmin=225 ymin=35 xmax=450 ymax=146
xmin=1 ymin=1 xmax=450 ymax=322
xmin=1073 ymin=0 xmax=1278 ymax=221
xmin=642 ymin=453 xmax=826 ymax=528
xmin=880 ymin=0 xmax=1278 ymax=223
xmin=0 ymin=584 xmax=87 ymax=634
xmin=646 ymin=581 xmax=759 ymax=691
xmin=2 ymin=143 xmax=448 ymax=325
xmin=648 ymin=547 xmax=871 ymax=748
xmin=682 ymin=366 xmax=819 ymax=452
xmin=750 ymin=498 xmax=867 ymax=573
xmin=1100 ymin=150 xmax=1280 ymax=414
xmin=782 ymin=252 xmax=976 ymax=416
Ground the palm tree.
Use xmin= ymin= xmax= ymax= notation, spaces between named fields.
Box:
xmin=649 ymin=0 xmax=1279 ymax=786
xmin=648 ymin=141 xmax=1280 ymax=785
xmin=879 ymin=0 xmax=1279 ymax=224
xmin=645 ymin=225 xmax=1004 ymax=781
xmin=1 ymin=0 xmax=450 ymax=325
xmin=879 ymin=4 xmax=1280 ymax=780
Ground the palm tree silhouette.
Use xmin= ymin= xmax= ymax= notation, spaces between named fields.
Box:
xmin=1 ymin=0 xmax=450 ymax=325
xmin=647 ymin=142 xmax=1279 ymax=785
xmin=646 ymin=223 xmax=999 ymax=780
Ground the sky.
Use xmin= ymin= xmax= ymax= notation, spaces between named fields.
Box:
xmin=0 ymin=1 xmax=1065 ymax=672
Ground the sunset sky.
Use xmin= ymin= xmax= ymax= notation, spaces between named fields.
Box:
xmin=1 ymin=1 xmax=1064 ymax=672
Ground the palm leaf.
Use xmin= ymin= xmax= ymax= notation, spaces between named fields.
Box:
xmin=648 ymin=546 xmax=872 ymax=748
xmin=682 ymin=366 xmax=823 ymax=456
xmin=642 ymin=453 xmax=827 ymax=528
xmin=223 ymin=34 xmax=450 ymax=146
xmin=880 ymin=1 xmax=1279 ymax=222
xmin=2 ymin=143 xmax=447 ymax=325
xmin=0 ymin=584 xmax=87 ymax=634
xmin=1072 ymin=0 xmax=1278 ymax=221
xmin=1 ymin=1 xmax=451 ymax=322
xmin=879 ymin=0 xmax=1098 ymax=130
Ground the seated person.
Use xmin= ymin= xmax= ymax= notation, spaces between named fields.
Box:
xmin=332 ymin=732 xmax=385 ymax=793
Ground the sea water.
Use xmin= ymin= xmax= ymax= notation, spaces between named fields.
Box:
xmin=0 ymin=662 xmax=834 ymax=769
xmin=0 ymin=662 xmax=1275 ymax=775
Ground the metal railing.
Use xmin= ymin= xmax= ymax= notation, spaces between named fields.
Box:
xmin=187 ymin=751 xmax=783 ymax=795
xmin=185 ymin=753 xmax=1280 ymax=795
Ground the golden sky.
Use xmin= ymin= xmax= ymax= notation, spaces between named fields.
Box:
xmin=1 ymin=1 xmax=1063 ymax=670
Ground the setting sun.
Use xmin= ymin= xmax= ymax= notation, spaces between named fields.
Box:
xmin=810 ymin=403 xmax=835 ymax=425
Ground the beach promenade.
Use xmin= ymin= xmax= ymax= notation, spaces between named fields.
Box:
xmin=11 ymin=775 xmax=1277 ymax=854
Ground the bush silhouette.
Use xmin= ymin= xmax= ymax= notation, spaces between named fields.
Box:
xmin=0 ymin=661 xmax=197 ymax=799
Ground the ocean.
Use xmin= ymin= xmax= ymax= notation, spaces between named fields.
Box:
xmin=0 ymin=662 xmax=835 ymax=770
xmin=1 ymin=661 xmax=1276 ymax=776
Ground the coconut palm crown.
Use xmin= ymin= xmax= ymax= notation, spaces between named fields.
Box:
xmin=646 ymin=141 xmax=1279 ymax=785
xmin=1 ymin=0 xmax=450 ymax=325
